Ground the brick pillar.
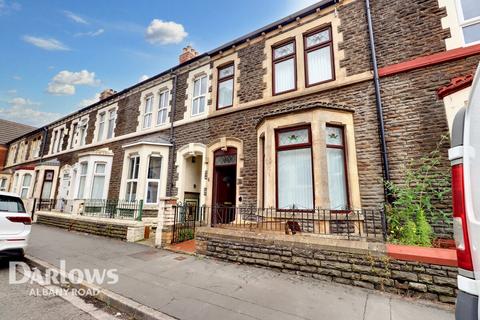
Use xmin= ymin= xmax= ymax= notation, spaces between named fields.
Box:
xmin=155 ymin=197 xmax=177 ymax=247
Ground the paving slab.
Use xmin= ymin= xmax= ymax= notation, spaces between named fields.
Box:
xmin=27 ymin=224 xmax=454 ymax=320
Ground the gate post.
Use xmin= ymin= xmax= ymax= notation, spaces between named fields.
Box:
xmin=155 ymin=197 xmax=177 ymax=248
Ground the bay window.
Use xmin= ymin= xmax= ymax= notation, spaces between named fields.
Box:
xmin=125 ymin=156 xmax=139 ymax=201
xmin=145 ymin=156 xmax=161 ymax=204
xmin=107 ymin=109 xmax=116 ymax=139
xmin=20 ymin=174 xmax=32 ymax=198
xmin=217 ymin=64 xmax=234 ymax=109
xmin=192 ymin=75 xmax=207 ymax=116
xmin=272 ymin=40 xmax=296 ymax=95
xmin=457 ymin=0 xmax=480 ymax=45
xmin=91 ymin=162 xmax=106 ymax=199
xmin=77 ymin=162 xmax=88 ymax=198
xmin=143 ymin=96 xmax=153 ymax=129
xmin=304 ymin=27 xmax=334 ymax=86
xmin=326 ymin=125 xmax=349 ymax=210
xmin=275 ymin=126 xmax=314 ymax=210
xmin=157 ymin=91 xmax=169 ymax=125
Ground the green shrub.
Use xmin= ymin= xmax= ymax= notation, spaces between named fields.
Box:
xmin=385 ymin=136 xmax=450 ymax=246
xmin=177 ymin=228 xmax=194 ymax=242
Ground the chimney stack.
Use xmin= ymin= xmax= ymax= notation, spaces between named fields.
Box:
xmin=99 ymin=88 xmax=117 ymax=101
xmin=179 ymin=45 xmax=198 ymax=64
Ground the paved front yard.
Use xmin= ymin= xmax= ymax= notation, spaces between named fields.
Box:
xmin=26 ymin=224 xmax=454 ymax=320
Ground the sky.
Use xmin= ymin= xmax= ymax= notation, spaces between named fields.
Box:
xmin=0 ymin=0 xmax=319 ymax=127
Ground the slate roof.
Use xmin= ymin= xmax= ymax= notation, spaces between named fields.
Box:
xmin=0 ymin=118 xmax=36 ymax=145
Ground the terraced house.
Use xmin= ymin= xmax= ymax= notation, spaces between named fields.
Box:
xmin=1 ymin=0 xmax=479 ymax=245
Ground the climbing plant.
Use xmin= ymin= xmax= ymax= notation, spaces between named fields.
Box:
xmin=385 ymin=136 xmax=451 ymax=246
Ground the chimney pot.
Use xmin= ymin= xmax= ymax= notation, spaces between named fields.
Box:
xmin=179 ymin=45 xmax=198 ymax=64
xmin=99 ymin=88 xmax=116 ymax=100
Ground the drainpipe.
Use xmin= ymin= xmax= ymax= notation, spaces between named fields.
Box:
xmin=168 ymin=71 xmax=178 ymax=197
xmin=365 ymin=0 xmax=391 ymax=202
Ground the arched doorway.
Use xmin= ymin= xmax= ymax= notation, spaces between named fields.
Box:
xmin=212 ymin=147 xmax=237 ymax=224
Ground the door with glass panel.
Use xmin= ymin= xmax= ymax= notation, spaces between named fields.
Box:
xmin=212 ymin=148 xmax=237 ymax=225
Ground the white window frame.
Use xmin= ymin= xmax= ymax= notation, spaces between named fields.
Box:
xmin=20 ymin=173 xmax=32 ymax=198
xmin=0 ymin=178 xmax=7 ymax=191
xmin=157 ymin=90 xmax=169 ymax=126
xmin=32 ymin=137 xmax=41 ymax=158
xmin=90 ymin=162 xmax=107 ymax=199
xmin=107 ymin=109 xmax=117 ymax=139
xmin=191 ymin=75 xmax=207 ymax=116
xmin=145 ymin=155 xmax=162 ymax=204
xmin=143 ymin=95 xmax=154 ymax=129
xmin=77 ymin=162 xmax=88 ymax=199
xmin=78 ymin=118 xmax=88 ymax=147
xmin=456 ymin=0 xmax=480 ymax=46
xmin=97 ymin=112 xmax=106 ymax=142
xmin=125 ymin=156 xmax=140 ymax=202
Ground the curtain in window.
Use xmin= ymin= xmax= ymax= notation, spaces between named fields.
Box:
xmin=218 ymin=79 xmax=233 ymax=108
xmin=91 ymin=176 xmax=105 ymax=199
xmin=327 ymin=148 xmax=348 ymax=210
xmin=41 ymin=181 xmax=52 ymax=199
xmin=307 ymin=46 xmax=332 ymax=85
xmin=277 ymin=148 xmax=313 ymax=209
xmin=274 ymin=59 xmax=295 ymax=93
xmin=146 ymin=157 xmax=161 ymax=203
xmin=20 ymin=174 xmax=31 ymax=198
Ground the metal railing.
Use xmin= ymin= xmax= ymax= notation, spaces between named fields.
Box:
xmin=34 ymin=198 xmax=144 ymax=221
xmin=35 ymin=198 xmax=75 ymax=213
xmin=206 ymin=206 xmax=387 ymax=241
xmin=82 ymin=199 xmax=144 ymax=221
xmin=172 ymin=202 xmax=207 ymax=243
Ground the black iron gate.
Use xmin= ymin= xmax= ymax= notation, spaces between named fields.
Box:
xmin=172 ymin=203 xmax=204 ymax=243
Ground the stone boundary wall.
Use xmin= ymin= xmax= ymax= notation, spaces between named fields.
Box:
xmin=36 ymin=212 xmax=145 ymax=242
xmin=196 ymin=228 xmax=458 ymax=304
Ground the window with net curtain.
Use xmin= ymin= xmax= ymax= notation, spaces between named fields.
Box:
xmin=125 ymin=156 xmax=139 ymax=201
xmin=273 ymin=41 xmax=296 ymax=94
xmin=276 ymin=127 xmax=314 ymax=210
xmin=146 ymin=156 xmax=162 ymax=204
xmin=77 ymin=163 xmax=88 ymax=199
xmin=143 ymin=96 xmax=153 ymax=129
xmin=91 ymin=162 xmax=106 ymax=199
xmin=326 ymin=125 xmax=349 ymax=210
xmin=192 ymin=75 xmax=207 ymax=115
xmin=217 ymin=64 xmax=234 ymax=108
xmin=304 ymin=27 xmax=334 ymax=86
xmin=20 ymin=174 xmax=32 ymax=198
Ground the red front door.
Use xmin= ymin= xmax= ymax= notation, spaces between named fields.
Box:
xmin=212 ymin=148 xmax=237 ymax=224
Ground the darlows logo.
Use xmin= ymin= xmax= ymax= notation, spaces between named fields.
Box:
xmin=9 ymin=260 xmax=119 ymax=286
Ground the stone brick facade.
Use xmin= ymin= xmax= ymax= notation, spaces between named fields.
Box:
xmin=3 ymin=0 xmax=478 ymax=241
xmin=237 ymin=41 xmax=266 ymax=103
xmin=196 ymin=228 xmax=458 ymax=304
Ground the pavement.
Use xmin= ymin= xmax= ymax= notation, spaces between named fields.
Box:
xmin=0 ymin=259 xmax=96 ymax=320
xmin=26 ymin=224 xmax=455 ymax=320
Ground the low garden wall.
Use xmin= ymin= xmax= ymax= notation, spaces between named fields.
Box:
xmin=36 ymin=212 xmax=146 ymax=242
xmin=196 ymin=227 xmax=458 ymax=304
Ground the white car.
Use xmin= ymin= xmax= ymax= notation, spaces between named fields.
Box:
xmin=0 ymin=191 xmax=31 ymax=259
xmin=449 ymin=63 xmax=480 ymax=320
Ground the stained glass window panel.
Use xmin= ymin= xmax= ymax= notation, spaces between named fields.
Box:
xmin=306 ymin=30 xmax=330 ymax=48
xmin=215 ymin=154 xmax=237 ymax=166
xmin=274 ymin=42 xmax=295 ymax=59
xmin=278 ymin=129 xmax=309 ymax=147
xmin=219 ymin=65 xmax=234 ymax=79
xmin=326 ymin=126 xmax=343 ymax=146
